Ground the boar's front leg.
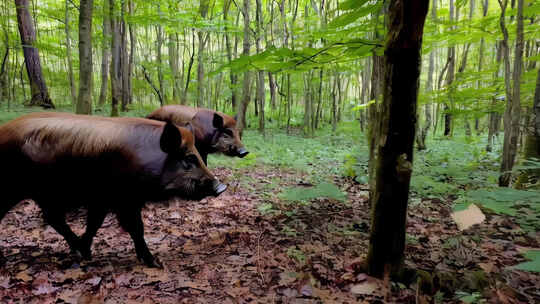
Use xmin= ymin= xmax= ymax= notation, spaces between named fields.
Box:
xmin=116 ymin=208 xmax=163 ymax=268
xmin=78 ymin=207 xmax=108 ymax=260
xmin=40 ymin=207 xmax=82 ymax=256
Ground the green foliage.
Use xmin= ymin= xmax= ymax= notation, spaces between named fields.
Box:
xmin=455 ymin=291 xmax=484 ymax=304
xmin=511 ymin=250 xmax=540 ymax=273
xmin=280 ymin=182 xmax=346 ymax=203
xmin=466 ymin=188 xmax=540 ymax=216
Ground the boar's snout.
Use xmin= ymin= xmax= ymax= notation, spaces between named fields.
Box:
xmin=212 ymin=179 xmax=227 ymax=196
xmin=237 ymin=147 xmax=249 ymax=158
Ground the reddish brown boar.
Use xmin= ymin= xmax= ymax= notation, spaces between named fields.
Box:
xmin=0 ymin=112 xmax=226 ymax=267
xmin=147 ymin=105 xmax=248 ymax=164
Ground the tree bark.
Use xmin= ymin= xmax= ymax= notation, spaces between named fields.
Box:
xmin=76 ymin=0 xmax=93 ymax=114
xmin=256 ymin=0 xmax=265 ymax=134
xmin=444 ymin=0 xmax=455 ymax=136
xmin=516 ymin=68 xmax=539 ymax=187
xmin=156 ymin=23 xmax=166 ymax=105
xmin=127 ymin=0 xmax=134 ymax=105
xmin=109 ymin=0 xmax=121 ymax=116
xmin=65 ymin=0 xmax=76 ymax=105
xmin=223 ymin=0 xmax=238 ymax=109
xmin=14 ymin=0 xmax=54 ymax=108
xmin=367 ymin=0 xmax=429 ymax=278
xmin=197 ymin=0 xmax=209 ymax=107
xmin=98 ymin=1 xmax=110 ymax=108
xmin=237 ymin=0 xmax=251 ymax=134
xmin=169 ymin=32 xmax=181 ymax=104
xmin=499 ymin=0 xmax=524 ymax=187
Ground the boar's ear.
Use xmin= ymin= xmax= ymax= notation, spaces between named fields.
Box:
xmin=160 ymin=121 xmax=183 ymax=154
xmin=213 ymin=113 xmax=224 ymax=129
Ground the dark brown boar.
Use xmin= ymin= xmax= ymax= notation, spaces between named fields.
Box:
xmin=0 ymin=112 xmax=226 ymax=267
xmin=147 ymin=105 xmax=248 ymax=164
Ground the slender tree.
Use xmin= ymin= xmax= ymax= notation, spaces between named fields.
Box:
xmin=98 ymin=2 xmax=111 ymax=108
xmin=14 ymin=0 xmax=54 ymax=108
xmin=499 ymin=0 xmax=524 ymax=187
xmin=366 ymin=0 xmax=429 ymax=278
xmin=76 ymin=0 xmax=94 ymax=114
xmin=65 ymin=0 xmax=76 ymax=105
xmin=237 ymin=0 xmax=251 ymax=134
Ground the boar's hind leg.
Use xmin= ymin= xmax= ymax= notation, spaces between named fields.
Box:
xmin=116 ymin=209 xmax=163 ymax=268
xmin=78 ymin=208 xmax=108 ymax=260
xmin=0 ymin=198 xmax=22 ymax=264
xmin=41 ymin=208 xmax=81 ymax=256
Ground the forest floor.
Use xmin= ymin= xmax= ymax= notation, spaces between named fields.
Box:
xmin=0 ymin=110 xmax=538 ymax=303
xmin=0 ymin=164 xmax=538 ymax=303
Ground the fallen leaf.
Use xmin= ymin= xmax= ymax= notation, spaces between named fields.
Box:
xmin=86 ymin=276 xmax=102 ymax=286
xmin=451 ymin=204 xmax=485 ymax=231
xmin=350 ymin=277 xmax=384 ymax=296
xmin=15 ymin=270 xmax=32 ymax=282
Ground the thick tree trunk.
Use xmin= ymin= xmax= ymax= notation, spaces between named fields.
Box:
xmin=367 ymin=0 xmax=429 ymax=278
xmin=76 ymin=0 xmax=93 ymax=114
xmin=65 ymin=0 xmax=76 ymax=105
xmin=98 ymin=2 xmax=110 ymax=108
xmin=14 ymin=0 xmax=54 ymax=108
xmin=237 ymin=0 xmax=251 ymax=134
xmin=499 ymin=0 xmax=524 ymax=187
xmin=109 ymin=0 xmax=121 ymax=116
xmin=368 ymin=53 xmax=384 ymax=199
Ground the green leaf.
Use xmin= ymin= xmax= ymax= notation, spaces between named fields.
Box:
xmin=339 ymin=0 xmax=371 ymax=11
xmin=280 ymin=182 xmax=346 ymax=202
xmin=511 ymin=250 xmax=540 ymax=273
xmin=328 ymin=2 xmax=381 ymax=28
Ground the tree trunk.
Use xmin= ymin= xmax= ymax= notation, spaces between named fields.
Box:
xmin=76 ymin=0 xmax=93 ymax=114
xmin=182 ymin=29 xmax=195 ymax=105
xmin=14 ymin=0 xmax=54 ymax=108
xmin=515 ymin=68 xmax=540 ymax=187
xmin=444 ymin=0 xmax=455 ymax=137
xmin=127 ymin=0 xmax=134 ymax=105
xmin=169 ymin=33 xmax=181 ymax=104
xmin=237 ymin=0 xmax=251 ymax=134
xmin=0 ymin=27 xmax=9 ymax=103
xmin=109 ymin=0 xmax=120 ymax=117
xmin=156 ymin=23 xmax=166 ymax=105
xmin=65 ymin=0 xmax=76 ymax=105
xmin=223 ymin=0 xmax=238 ymax=109
xmin=487 ymin=42 xmax=503 ymax=152
xmin=499 ymin=0 xmax=524 ymax=187
xmin=197 ymin=0 xmax=209 ymax=107
xmin=256 ymin=0 xmax=265 ymax=134
xmin=98 ymin=1 xmax=110 ymax=108
xmin=367 ymin=0 xmax=429 ymax=278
